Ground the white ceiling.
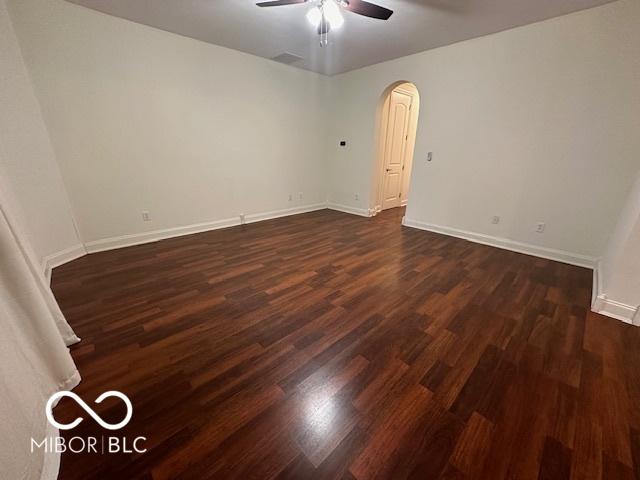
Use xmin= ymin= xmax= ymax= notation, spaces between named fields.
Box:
xmin=65 ymin=0 xmax=617 ymax=75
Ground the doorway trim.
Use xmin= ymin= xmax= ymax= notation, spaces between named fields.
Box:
xmin=372 ymin=81 xmax=420 ymax=215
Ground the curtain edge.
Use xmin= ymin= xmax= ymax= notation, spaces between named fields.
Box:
xmin=64 ymin=335 xmax=81 ymax=347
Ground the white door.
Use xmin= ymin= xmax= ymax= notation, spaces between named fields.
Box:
xmin=381 ymin=90 xmax=412 ymax=210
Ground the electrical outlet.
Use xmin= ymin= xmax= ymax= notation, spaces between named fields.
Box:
xmin=354 ymin=193 xmax=359 ymax=201
xmin=239 ymin=213 xmax=246 ymax=225
xmin=536 ymin=222 xmax=546 ymax=233
xmin=141 ymin=211 xmax=151 ymax=222
xmin=288 ymin=194 xmax=293 ymax=201
xmin=426 ymin=152 xmax=433 ymax=162
xmin=492 ymin=215 xmax=500 ymax=224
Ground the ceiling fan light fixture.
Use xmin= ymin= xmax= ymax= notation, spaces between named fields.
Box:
xmin=306 ymin=5 xmax=322 ymax=27
xmin=258 ymin=0 xmax=392 ymax=47
xmin=323 ymin=0 xmax=344 ymax=29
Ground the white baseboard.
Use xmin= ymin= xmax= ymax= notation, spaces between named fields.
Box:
xmin=402 ymin=218 xmax=597 ymax=269
xmin=368 ymin=204 xmax=384 ymax=217
xmin=327 ymin=203 xmax=372 ymax=218
xmin=84 ymin=217 xmax=238 ymax=253
xmin=244 ymin=203 xmax=327 ymax=224
xmin=592 ymin=294 xmax=639 ymax=325
xmin=591 ymin=260 xmax=601 ymax=309
xmin=591 ymin=260 xmax=639 ymax=325
xmin=84 ymin=203 xmax=328 ymax=254
xmin=42 ymin=244 xmax=86 ymax=283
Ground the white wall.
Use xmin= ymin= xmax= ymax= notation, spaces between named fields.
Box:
xmin=0 ymin=0 xmax=81 ymax=268
xmin=596 ymin=170 xmax=640 ymax=323
xmin=327 ymin=0 xmax=640 ymax=263
xmin=7 ymin=0 xmax=330 ymax=246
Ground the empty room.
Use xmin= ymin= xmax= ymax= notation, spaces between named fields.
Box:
xmin=1 ymin=0 xmax=640 ymax=478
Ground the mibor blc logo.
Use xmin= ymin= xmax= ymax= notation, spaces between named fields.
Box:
xmin=45 ymin=391 xmax=133 ymax=430
xmin=31 ymin=390 xmax=146 ymax=455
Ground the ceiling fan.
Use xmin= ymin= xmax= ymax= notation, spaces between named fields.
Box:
xmin=257 ymin=0 xmax=393 ymax=46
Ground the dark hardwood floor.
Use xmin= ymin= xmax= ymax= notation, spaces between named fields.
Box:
xmin=51 ymin=207 xmax=640 ymax=480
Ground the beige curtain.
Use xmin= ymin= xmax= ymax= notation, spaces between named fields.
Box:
xmin=0 ymin=192 xmax=80 ymax=480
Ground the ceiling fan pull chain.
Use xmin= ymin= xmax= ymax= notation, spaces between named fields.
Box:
xmin=320 ymin=9 xmax=328 ymax=46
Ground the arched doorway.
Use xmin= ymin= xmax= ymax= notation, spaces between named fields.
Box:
xmin=373 ymin=81 xmax=420 ymax=217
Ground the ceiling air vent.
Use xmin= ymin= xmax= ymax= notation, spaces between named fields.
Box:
xmin=270 ymin=52 xmax=303 ymax=65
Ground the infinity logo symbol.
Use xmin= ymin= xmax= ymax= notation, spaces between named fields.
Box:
xmin=45 ymin=391 xmax=133 ymax=431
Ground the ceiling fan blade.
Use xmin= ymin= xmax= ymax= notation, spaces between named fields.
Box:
xmin=256 ymin=0 xmax=307 ymax=7
xmin=343 ymin=0 xmax=393 ymax=20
